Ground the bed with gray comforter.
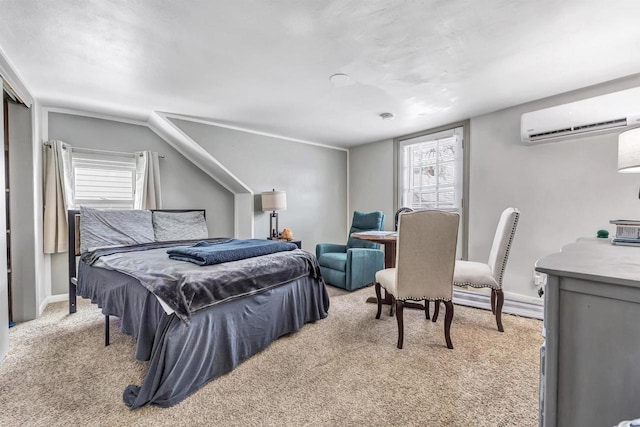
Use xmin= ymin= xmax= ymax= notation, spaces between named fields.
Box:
xmin=76 ymin=240 xmax=330 ymax=408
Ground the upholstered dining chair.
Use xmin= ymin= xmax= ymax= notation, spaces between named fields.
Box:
xmin=433 ymin=207 xmax=520 ymax=332
xmin=375 ymin=210 xmax=459 ymax=349
xmin=316 ymin=211 xmax=385 ymax=291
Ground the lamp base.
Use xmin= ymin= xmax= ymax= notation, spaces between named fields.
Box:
xmin=269 ymin=211 xmax=279 ymax=238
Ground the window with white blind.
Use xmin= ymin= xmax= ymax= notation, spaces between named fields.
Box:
xmin=399 ymin=127 xmax=463 ymax=211
xmin=71 ymin=151 xmax=137 ymax=209
xmin=397 ymin=125 xmax=466 ymax=256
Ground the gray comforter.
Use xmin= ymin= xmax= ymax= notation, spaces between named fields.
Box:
xmin=84 ymin=241 xmax=322 ymax=323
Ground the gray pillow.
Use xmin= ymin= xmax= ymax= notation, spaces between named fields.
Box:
xmin=79 ymin=207 xmax=155 ymax=253
xmin=152 ymin=211 xmax=209 ymax=242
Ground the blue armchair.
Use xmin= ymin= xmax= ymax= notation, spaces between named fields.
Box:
xmin=316 ymin=211 xmax=385 ymax=291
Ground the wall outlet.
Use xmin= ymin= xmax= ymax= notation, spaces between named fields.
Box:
xmin=533 ymin=270 xmax=547 ymax=298
xmin=533 ymin=270 xmax=547 ymax=286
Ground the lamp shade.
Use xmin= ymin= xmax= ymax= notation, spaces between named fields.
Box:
xmin=261 ymin=190 xmax=287 ymax=211
xmin=618 ymin=128 xmax=640 ymax=173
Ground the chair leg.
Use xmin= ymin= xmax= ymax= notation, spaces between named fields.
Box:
xmin=444 ymin=300 xmax=454 ymax=349
xmin=432 ymin=300 xmax=440 ymax=322
xmin=396 ymin=300 xmax=404 ymax=349
xmin=495 ymin=289 xmax=505 ymax=332
xmin=491 ymin=289 xmax=496 ymax=315
xmin=389 ymin=295 xmax=395 ymax=317
xmin=375 ymin=283 xmax=382 ymax=319
xmin=424 ymin=300 xmax=430 ymax=320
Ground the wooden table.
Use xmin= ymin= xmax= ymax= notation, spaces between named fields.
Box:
xmin=350 ymin=231 xmax=424 ymax=310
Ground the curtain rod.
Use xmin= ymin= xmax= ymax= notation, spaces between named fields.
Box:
xmin=43 ymin=142 xmax=165 ymax=158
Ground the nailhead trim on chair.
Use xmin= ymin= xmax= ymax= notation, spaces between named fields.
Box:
xmin=496 ymin=211 xmax=519 ymax=286
xmin=454 ymin=281 xmax=500 ymax=290
xmin=378 ymin=285 xmax=452 ymax=302
xmin=402 ymin=297 xmax=452 ymax=302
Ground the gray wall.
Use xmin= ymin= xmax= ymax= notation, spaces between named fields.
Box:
xmin=349 ymin=139 xmax=395 ymax=230
xmin=469 ymin=75 xmax=640 ymax=299
xmin=171 ymin=119 xmax=348 ymax=251
xmin=48 ymin=112 xmax=234 ymax=295
xmin=8 ymin=102 xmax=36 ymax=321
xmin=349 ymin=75 xmax=640 ymax=300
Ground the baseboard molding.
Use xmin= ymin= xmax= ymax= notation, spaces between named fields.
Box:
xmin=38 ymin=294 xmax=68 ymax=316
xmin=453 ymin=289 xmax=544 ymax=320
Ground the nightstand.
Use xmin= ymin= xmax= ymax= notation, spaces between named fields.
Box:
xmin=268 ymin=237 xmax=302 ymax=249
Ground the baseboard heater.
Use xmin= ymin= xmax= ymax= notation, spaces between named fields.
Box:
xmin=453 ymin=288 xmax=543 ymax=320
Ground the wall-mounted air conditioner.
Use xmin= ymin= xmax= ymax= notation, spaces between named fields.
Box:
xmin=521 ymin=87 xmax=640 ymax=144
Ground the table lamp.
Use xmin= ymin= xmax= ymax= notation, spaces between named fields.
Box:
xmin=261 ymin=189 xmax=287 ymax=238
xmin=618 ymin=128 xmax=640 ymax=173
xmin=619 ymin=128 xmax=640 ymax=198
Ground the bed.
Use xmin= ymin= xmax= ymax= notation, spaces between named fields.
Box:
xmin=67 ymin=208 xmax=330 ymax=409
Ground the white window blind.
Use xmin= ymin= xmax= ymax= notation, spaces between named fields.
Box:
xmin=71 ymin=151 xmax=136 ymax=209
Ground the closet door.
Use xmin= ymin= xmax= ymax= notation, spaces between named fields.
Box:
xmin=3 ymin=94 xmax=12 ymax=328
xmin=0 ymin=81 xmax=9 ymax=361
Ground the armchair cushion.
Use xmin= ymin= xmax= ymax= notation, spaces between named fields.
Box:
xmin=453 ymin=260 xmax=499 ymax=290
xmin=318 ymin=252 xmax=347 ymax=272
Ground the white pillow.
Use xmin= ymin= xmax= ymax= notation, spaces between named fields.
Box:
xmin=152 ymin=211 xmax=209 ymax=242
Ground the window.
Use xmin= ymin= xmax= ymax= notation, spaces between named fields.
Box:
xmin=397 ymin=125 xmax=466 ymax=256
xmin=399 ymin=127 xmax=463 ymax=211
xmin=70 ymin=151 xmax=137 ymax=209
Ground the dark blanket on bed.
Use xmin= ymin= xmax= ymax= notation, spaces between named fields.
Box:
xmin=83 ymin=240 xmax=323 ymax=323
xmin=166 ymin=238 xmax=297 ymax=265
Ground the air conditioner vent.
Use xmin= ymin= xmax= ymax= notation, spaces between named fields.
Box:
xmin=572 ymin=118 xmax=627 ymax=132
xmin=529 ymin=127 xmax=573 ymax=140
xmin=528 ymin=118 xmax=629 ymax=142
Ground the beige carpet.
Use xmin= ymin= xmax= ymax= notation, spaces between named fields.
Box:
xmin=0 ymin=287 xmax=542 ymax=426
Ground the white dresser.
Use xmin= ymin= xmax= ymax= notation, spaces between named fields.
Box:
xmin=536 ymin=238 xmax=640 ymax=427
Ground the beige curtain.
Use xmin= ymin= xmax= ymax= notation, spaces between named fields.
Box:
xmin=134 ymin=151 xmax=162 ymax=209
xmin=43 ymin=140 xmax=73 ymax=253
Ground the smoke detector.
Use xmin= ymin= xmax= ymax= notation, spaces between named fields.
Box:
xmin=329 ymin=73 xmax=352 ymax=87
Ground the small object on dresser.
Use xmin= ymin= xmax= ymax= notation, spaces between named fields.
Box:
xmin=597 ymin=229 xmax=609 ymax=238
xmin=281 ymin=228 xmax=293 ymax=240
xmin=610 ymin=219 xmax=640 ymax=246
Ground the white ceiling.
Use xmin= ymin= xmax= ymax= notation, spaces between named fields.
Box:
xmin=1 ymin=0 xmax=640 ymax=147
